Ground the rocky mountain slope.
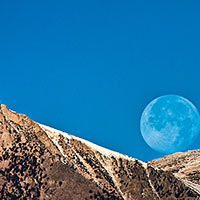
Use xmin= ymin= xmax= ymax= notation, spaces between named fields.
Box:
xmin=149 ymin=149 xmax=200 ymax=196
xmin=0 ymin=104 xmax=199 ymax=199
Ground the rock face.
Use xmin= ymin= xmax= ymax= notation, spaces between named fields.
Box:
xmin=148 ymin=150 xmax=200 ymax=196
xmin=0 ymin=104 xmax=199 ymax=199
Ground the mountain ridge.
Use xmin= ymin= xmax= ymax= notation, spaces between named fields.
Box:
xmin=149 ymin=149 xmax=200 ymax=196
xmin=0 ymin=104 xmax=199 ymax=199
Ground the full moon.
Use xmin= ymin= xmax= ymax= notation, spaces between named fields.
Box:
xmin=140 ymin=95 xmax=200 ymax=154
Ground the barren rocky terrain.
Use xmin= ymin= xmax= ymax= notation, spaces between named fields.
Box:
xmin=0 ymin=104 xmax=200 ymax=199
xmin=149 ymin=149 xmax=200 ymax=196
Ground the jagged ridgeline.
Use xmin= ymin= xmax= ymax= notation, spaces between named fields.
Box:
xmin=0 ymin=104 xmax=199 ymax=199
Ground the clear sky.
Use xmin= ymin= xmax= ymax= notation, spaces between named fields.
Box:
xmin=0 ymin=0 xmax=200 ymax=161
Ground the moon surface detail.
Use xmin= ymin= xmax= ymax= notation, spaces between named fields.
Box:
xmin=140 ymin=95 xmax=200 ymax=154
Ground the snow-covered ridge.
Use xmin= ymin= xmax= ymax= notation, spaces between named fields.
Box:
xmin=38 ymin=123 xmax=147 ymax=168
xmin=39 ymin=123 xmax=146 ymax=199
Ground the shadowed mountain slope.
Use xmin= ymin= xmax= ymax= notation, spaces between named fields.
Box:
xmin=0 ymin=104 xmax=199 ymax=199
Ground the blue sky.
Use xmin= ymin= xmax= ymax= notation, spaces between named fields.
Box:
xmin=0 ymin=0 xmax=200 ymax=161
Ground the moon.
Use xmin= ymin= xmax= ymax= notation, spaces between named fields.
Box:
xmin=140 ymin=95 xmax=200 ymax=154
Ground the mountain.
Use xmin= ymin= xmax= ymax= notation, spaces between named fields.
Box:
xmin=148 ymin=149 xmax=200 ymax=196
xmin=0 ymin=104 xmax=199 ymax=199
